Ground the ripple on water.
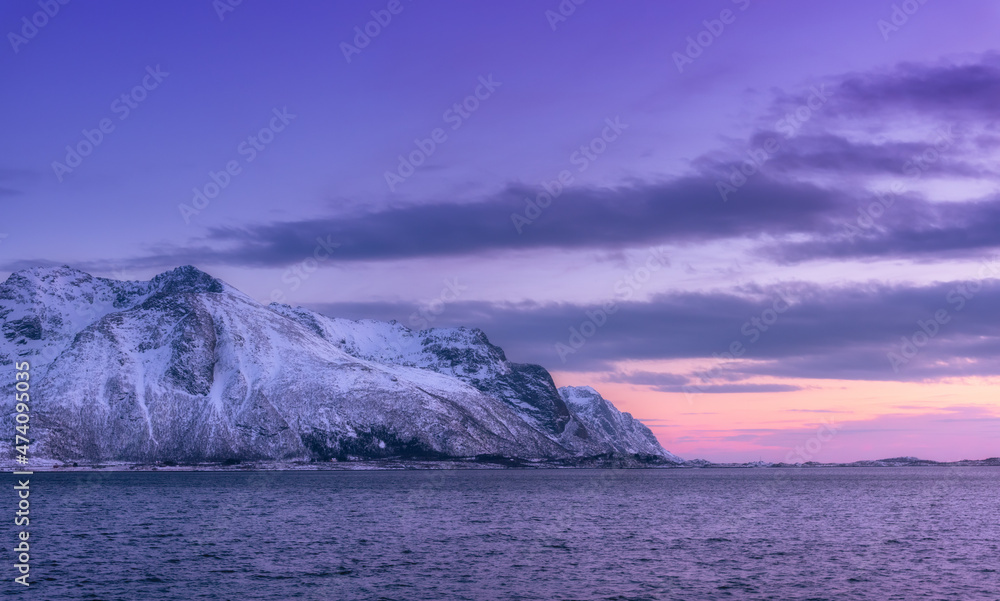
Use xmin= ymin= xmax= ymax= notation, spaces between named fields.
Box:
xmin=16 ymin=467 xmax=1000 ymax=600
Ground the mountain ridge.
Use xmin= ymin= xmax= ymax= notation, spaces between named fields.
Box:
xmin=1 ymin=265 xmax=681 ymax=466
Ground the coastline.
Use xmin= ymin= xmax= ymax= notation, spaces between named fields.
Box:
xmin=7 ymin=456 xmax=999 ymax=472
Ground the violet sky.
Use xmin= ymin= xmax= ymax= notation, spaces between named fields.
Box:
xmin=2 ymin=0 xmax=999 ymax=461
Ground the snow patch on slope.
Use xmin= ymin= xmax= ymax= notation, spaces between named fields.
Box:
xmin=0 ymin=266 xmax=681 ymax=464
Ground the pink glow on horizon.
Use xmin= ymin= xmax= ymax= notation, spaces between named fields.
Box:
xmin=552 ymin=370 xmax=1000 ymax=463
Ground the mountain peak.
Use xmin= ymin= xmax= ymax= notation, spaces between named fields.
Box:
xmin=557 ymin=385 xmax=681 ymax=462
xmin=4 ymin=264 xmax=91 ymax=286
xmin=559 ymin=385 xmax=602 ymax=407
xmin=148 ymin=265 xmax=225 ymax=295
xmin=1 ymin=265 xmax=681 ymax=465
xmin=0 ymin=266 xmax=98 ymax=303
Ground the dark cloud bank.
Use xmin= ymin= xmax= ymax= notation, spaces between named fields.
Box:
xmin=7 ymin=55 xmax=1000 ymax=387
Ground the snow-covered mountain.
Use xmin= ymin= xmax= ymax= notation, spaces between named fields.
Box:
xmin=0 ymin=266 xmax=680 ymax=465
xmin=559 ymin=386 xmax=681 ymax=461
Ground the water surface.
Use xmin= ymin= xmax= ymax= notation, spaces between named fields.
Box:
xmin=9 ymin=467 xmax=999 ymax=600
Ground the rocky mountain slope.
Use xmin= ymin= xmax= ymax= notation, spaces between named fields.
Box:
xmin=559 ymin=386 xmax=676 ymax=457
xmin=0 ymin=266 xmax=680 ymax=465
